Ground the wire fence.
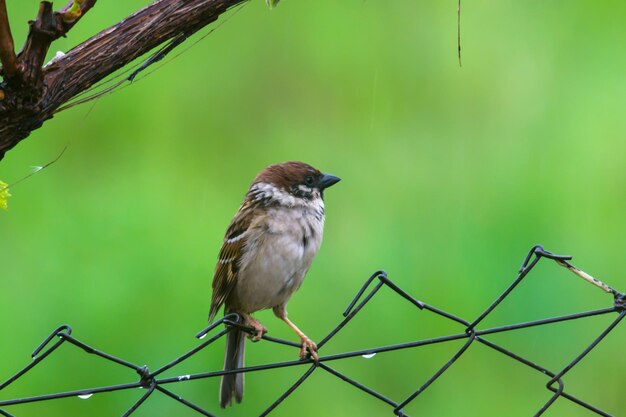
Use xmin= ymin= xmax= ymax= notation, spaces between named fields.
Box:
xmin=1 ymin=245 xmax=624 ymax=417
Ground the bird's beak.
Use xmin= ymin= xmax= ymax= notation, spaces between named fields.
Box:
xmin=319 ymin=173 xmax=341 ymax=190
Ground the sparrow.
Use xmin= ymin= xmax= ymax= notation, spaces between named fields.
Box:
xmin=208 ymin=161 xmax=340 ymax=408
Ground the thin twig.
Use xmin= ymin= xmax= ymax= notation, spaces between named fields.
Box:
xmin=457 ymin=0 xmax=461 ymax=67
xmin=0 ymin=145 xmax=68 ymax=194
xmin=557 ymin=260 xmax=616 ymax=294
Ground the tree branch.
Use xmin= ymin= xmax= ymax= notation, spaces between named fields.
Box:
xmin=17 ymin=0 xmax=97 ymax=86
xmin=0 ymin=0 xmax=245 ymax=161
xmin=0 ymin=0 xmax=18 ymax=80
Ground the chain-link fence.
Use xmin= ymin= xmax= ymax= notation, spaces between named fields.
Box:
xmin=1 ymin=245 xmax=623 ymax=417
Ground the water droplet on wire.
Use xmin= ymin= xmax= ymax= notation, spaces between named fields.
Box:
xmin=362 ymin=353 xmax=376 ymax=359
xmin=78 ymin=393 xmax=93 ymax=399
xmin=178 ymin=374 xmax=191 ymax=381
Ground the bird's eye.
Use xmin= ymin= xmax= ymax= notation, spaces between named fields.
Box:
xmin=304 ymin=175 xmax=314 ymax=186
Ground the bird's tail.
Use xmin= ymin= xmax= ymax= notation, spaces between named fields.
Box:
xmin=220 ymin=327 xmax=245 ymax=408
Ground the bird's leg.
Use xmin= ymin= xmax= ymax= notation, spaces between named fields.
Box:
xmin=240 ymin=313 xmax=267 ymax=342
xmin=273 ymin=307 xmax=318 ymax=362
xmin=284 ymin=317 xmax=319 ymax=362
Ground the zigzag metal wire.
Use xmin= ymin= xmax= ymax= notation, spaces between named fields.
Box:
xmin=0 ymin=245 xmax=624 ymax=416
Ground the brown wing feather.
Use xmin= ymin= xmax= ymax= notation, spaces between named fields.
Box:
xmin=209 ymin=199 xmax=255 ymax=322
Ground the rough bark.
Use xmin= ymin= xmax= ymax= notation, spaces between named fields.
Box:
xmin=0 ymin=0 xmax=245 ymax=161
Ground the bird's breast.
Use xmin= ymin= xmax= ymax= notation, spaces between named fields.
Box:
xmin=232 ymin=203 xmax=325 ymax=312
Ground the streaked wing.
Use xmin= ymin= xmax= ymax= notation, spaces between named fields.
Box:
xmin=209 ymin=200 xmax=254 ymax=322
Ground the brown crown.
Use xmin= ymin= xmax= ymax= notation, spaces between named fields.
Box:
xmin=254 ymin=161 xmax=322 ymax=190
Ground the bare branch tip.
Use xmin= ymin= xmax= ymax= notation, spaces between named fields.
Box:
xmin=0 ymin=0 xmax=18 ymax=79
xmin=61 ymin=0 xmax=84 ymax=23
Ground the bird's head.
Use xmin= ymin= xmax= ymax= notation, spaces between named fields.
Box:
xmin=249 ymin=161 xmax=340 ymax=207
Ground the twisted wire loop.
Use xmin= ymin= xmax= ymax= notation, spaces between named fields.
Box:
xmin=0 ymin=245 xmax=623 ymax=416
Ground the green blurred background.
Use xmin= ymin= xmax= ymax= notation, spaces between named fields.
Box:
xmin=1 ymin=0 xmax=626 ymax=415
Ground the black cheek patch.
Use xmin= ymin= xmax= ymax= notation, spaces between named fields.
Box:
xmin=290 ymin=185 xmax=313 ymax=200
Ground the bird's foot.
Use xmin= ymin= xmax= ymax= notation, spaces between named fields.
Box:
xmin=243 ymin=315 xmax=267 ymax=342
xmin=299 ymin=337 xmax=318 ymax=363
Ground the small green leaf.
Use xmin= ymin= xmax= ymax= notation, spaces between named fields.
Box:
xmin=0 ymin=180 xmax=11 ymax=211
xmin=266 ymin=0 xmax=280 ymax=9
